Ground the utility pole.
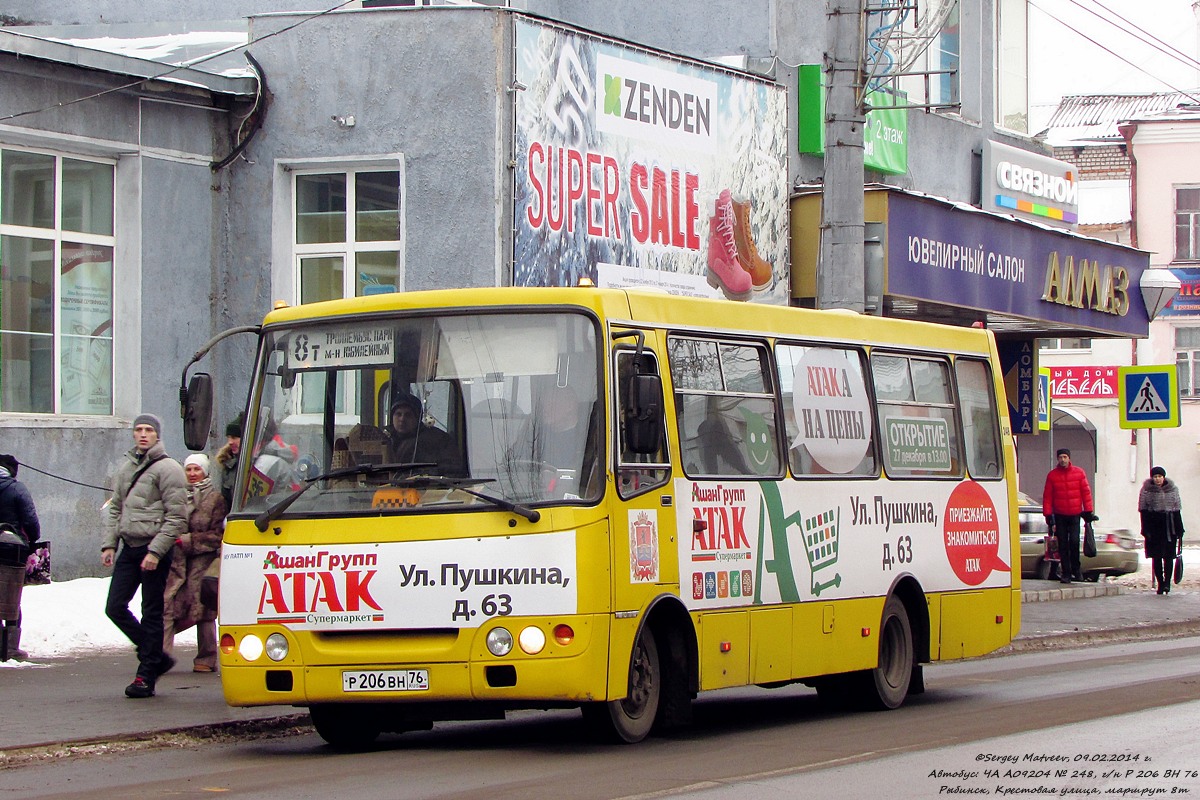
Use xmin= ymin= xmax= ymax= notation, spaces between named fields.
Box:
xmin=819 ymin=0 xmax=866 ymax=312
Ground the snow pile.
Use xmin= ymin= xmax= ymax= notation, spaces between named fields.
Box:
xmin=0 ymin=577 xmax=138 ymax=666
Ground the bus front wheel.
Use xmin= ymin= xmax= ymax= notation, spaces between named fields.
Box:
xmin=856 ymin=596 xmax=914 ymax=710
xmin=584 ymin=627 xmax=661 ymax=743
xmin=310 ymin=704 xmax=382 ymax=750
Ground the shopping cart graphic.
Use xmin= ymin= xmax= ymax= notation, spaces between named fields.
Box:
xmin=803 ymin=508 xmax=842 ymax=596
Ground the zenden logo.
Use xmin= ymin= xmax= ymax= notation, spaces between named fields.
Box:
xmin=602 ymin=72 xmax=711 ymax=137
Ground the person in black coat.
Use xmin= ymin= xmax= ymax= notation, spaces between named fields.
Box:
xmin=0 ymin=453 xmax=41 ymax=659
xmin=1138 ymin=465 xmax=1184 ymax=596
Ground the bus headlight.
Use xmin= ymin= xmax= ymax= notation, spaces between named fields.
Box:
xmin=265 ymin=633 xmax=289 ymax=661
xmin=486 ymin=627 xmax=513 ymax=656
xmin=238 ymin=634 xmax=264 ymax=661
xmin=518 ymin=626 xmax=546 ymax=655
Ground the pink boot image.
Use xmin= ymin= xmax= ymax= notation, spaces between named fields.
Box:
xmin=707 ymin=190 xmax=752 ymax=301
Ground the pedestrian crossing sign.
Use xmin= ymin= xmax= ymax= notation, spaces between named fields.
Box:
xmin=1118 ymin=365 xmax=1179 ymax=429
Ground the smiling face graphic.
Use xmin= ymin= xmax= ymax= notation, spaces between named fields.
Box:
xmin=740 ymin=407 xmax=776 ymax=475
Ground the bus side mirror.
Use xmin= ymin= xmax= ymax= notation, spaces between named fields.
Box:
xmin=183 ymin=372 xmax=214 ymax=451
xmin=625 ymin=372 xmax=663 ymax=454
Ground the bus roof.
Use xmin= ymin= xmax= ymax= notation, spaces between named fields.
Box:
xmin=261 ymin=286 xmax=996 ymax=354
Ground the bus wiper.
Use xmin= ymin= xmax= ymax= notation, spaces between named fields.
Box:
xmin=253 ymin=461 xmax=436 ymax=531
xmin=392 ymin=475 xmax=541 ymax=523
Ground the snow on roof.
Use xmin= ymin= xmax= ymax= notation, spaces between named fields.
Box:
xmin=1039 ymin=92 xmax=1200 ymax=146
xmin=0 ymin=21 xmax=255 ymax=88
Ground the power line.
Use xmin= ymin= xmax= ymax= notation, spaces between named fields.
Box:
xmin=0 ymin=0 xmax=357 ymax=123
xmin=15 ymin=461 xmax=110 ymax=493
xmin=1069 ymin=0 xmax=1200 ymax=74
xmin=1029 ymin=0 xmax=1200 ymax=103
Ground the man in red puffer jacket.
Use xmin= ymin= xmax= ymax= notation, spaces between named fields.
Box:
xmin=1042 ymin=448 xmax=1096 ymax=584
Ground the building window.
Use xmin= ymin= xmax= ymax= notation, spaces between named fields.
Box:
xmin=1175 ymin=187 xmax=1200 ymax=262
xmin=294 ymin=169 xmax=403 ymax=303
xmin=896 ymin=0 xmax=960 ymax=112
xmin=995 ymin=0 xmax=1028 ymax=133
xmin=0 ymin=147 xmax=115 ymax=415
xmin=1039 ymin=337 xmax=1092 ymax=352
xmin=1175 ymin=327 xmax=1200 ymax=396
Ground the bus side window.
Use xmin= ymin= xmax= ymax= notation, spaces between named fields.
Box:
xmin=776 ymin=343 xmax=877 ymax=477
xmin=954 ymin=358 xmax=1003 ymax=479
xmin=668 ymin=336 xmax=781 ymax=479
xmin=870 ymin=352 xmax=962 ymax=479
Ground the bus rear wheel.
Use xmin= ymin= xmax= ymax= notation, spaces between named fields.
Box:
xmin=855 ymin=596 xmax=913 ymax=710
xmin=310 ymin=704 xmax=382 ymax=750
xmin=583 ymin=627 xmax=661 ymax=743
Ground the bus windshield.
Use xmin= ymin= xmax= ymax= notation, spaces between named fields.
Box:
xmin=235 ymin=310 xmax=602 ymax=517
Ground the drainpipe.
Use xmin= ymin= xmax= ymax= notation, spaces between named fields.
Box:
xmin=1120 ymin=121 xmax=1141 ymax=480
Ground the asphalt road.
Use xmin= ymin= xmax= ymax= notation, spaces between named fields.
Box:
xmin=3 ymin=635 xmax=1199 ymax=799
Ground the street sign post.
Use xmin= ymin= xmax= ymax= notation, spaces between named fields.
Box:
xmin=1037 ymin=367 xmax=1051 ymax=432
xmin=1118 ymin=365 xmax=1179 ymax=430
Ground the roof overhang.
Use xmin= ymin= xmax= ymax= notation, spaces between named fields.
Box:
xmin=0 ymin=25 xmax=258 ymax=97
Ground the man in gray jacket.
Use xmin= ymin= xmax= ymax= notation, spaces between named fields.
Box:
xmin=102 ymin=413 xmax=187 ymax=698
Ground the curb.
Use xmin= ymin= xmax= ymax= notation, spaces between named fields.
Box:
xmin=1020 ymin=583 xmax=1122 ymax=603
xmin=1002 ymin=619 xmax=1200 ymax=654
xmin=0 ymin=714 xmax=311 ymax=769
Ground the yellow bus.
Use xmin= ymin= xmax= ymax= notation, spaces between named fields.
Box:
xmin=186 ymin=286 xmax=1019 ymax=748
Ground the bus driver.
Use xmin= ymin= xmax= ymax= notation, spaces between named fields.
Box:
xmin=387 ymin=392 xmax=462 ymax=475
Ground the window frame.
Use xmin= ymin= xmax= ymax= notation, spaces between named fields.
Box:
xmin=952 ymin=356 xmax=1004 ymax=479
xmin=775 ymin=340 xmax=880 ymax=480
xmin=292 ymin=166 xmax=405 ymax=303
xmin=894 ymin=0 xmax=962 ymax=116
xmin=0 ymin=145 xmax=117 ymax=416
xmin=1174 ymin=326 xmax=1200 ymax=397
xmin=667 ymin=334 xmax=784 ymax=481
xmin=870 ymin=350 xmax=965 ymax=480
xmin=1175 ymin=185 xmax=1200 ymax=263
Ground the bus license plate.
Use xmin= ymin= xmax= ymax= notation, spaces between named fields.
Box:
xmin=342 ymin=669 xmax=429 ymax=692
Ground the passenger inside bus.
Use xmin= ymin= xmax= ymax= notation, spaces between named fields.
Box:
xmin=386 ymin=392 xmax=464 ymax=475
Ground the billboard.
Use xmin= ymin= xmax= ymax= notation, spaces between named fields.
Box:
xmin=1158 ymin=267 xmax=1200 ymax=317
xmin=886 ymin=192 xmax=1150 ymax=337
xmin=514 ymin=19 xmax=789 ymax=304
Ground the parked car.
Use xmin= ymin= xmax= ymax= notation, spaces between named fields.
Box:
xmin=1017 ymin=492 xmax=1140 ymax=581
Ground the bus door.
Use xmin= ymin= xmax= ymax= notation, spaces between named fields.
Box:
xmin=608 ymin=328 xmax=673 ymax=690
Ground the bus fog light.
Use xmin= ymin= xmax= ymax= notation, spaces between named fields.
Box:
xmin=265 ymin=633 xmax=289 ymax=661
xmin=553 ymin=624 xmax=574 ymax=646
xmin=518 ymin=626 xmax=546 ymax=655
xmin=486 ymin=627 xmax=513 ymax=656
xmin=238 ymin=634 xmax=264 ymax=661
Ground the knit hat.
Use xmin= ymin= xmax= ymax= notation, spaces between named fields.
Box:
xmin=1151 ymin=465 xmax=1167 ymax=478
xmin=0 ymin=454 xmax=17 ymax=476
xmin=225 ymin=419 xmax=242 ymax=438
xmin=390 ymin=392 xmax=422 ymax=417
xmin=184 ymin=453 xmax=211 ymax=475
xmin=133 ymin=413 xmax=163 ymax=438
xmin=1055 ymin=448 xmax=1070 ymax=458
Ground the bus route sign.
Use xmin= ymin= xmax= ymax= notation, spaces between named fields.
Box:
xmin=1118 ymin=365 xmax=1179 ymax=429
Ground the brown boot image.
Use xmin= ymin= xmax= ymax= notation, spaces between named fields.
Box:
xmin=731 ymin=198 xmax=774 ymax=291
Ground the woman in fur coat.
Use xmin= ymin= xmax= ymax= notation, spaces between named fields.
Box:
xmin=163 ymin=453 xmax=228 ymax=670
xmin=1138 ymin=465 xmax=1184 ymax=595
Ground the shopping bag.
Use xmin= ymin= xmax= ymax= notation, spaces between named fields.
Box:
xmin=199 ymin=551 xmax=220 ymax=613
xmin=24 ymin=541 xmax=50 ymax=585
xmin=1083 ymin=521 xmax=1097 ymax=558
xmin=1043 ymin=532 xmax=1060 ymax=561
